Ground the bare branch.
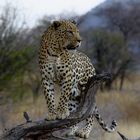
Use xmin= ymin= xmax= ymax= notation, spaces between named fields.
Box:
xmin=23 ymin=112 xmax=32 ymax=123
xmin=117 ymin=131 xmax=140 ymax=140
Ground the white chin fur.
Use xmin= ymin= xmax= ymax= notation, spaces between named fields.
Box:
xmin=78 ymin=42 xmax=81 ymax=47
xmin=69 ymin=49 xmax=77 ymax=53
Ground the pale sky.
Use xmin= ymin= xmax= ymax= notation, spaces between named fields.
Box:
xmin=0 ymin=0 xmax=105 ymax=27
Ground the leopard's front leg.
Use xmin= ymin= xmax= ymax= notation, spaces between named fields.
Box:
xmin=56 ymin=72 xmax=73 ymax=119
xmin=42 ymin=78 xmax=57 ymax=120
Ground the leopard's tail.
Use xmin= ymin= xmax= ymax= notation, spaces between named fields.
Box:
xmin=94 ymin=106 xmax=117 ymax=132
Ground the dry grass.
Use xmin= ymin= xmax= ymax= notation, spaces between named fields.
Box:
xmin=96 ymin=91 xmax=140 ymax=121
xmin=94 ymin=91 xmax=140 ymax=140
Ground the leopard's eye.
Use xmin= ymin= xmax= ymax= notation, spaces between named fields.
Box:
xmin=67 ymin=30 xmax=73 ymax=36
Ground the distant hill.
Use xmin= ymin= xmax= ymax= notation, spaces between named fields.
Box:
xmin=78 ymin=0 xmax=140 ymax=31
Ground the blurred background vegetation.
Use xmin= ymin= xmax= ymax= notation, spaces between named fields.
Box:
xmin=0 ymin=0 xmax=140 ymax=139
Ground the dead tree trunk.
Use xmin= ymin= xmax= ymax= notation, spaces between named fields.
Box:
xmin=0 ymin=74 xmax=110 ymax=140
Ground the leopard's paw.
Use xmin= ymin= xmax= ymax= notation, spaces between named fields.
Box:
xmin=45 ymin=112 xmax=57 ymax=121
xmin=57 ymin=107 xmax=70 ymax=119
xmin=75 ymin=129 xmax=90 ymax=139
xmin=66 ymin=125 xmax=78 ymax=137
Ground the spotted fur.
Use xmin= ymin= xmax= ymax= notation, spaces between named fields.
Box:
xmin=39 ymin=20 xmax=117 ymax=138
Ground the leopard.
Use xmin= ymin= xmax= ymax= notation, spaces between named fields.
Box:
xmin=39 ymin=20 xmax=117 ymax=139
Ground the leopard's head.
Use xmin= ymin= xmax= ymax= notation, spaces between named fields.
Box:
xmin=52 ymin=20 xmax=81 ymax=50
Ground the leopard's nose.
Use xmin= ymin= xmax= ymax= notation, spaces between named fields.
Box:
xmin=77 ymin=39 xmax=82 ymax=43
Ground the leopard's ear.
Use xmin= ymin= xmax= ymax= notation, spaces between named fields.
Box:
xmin=52 ymin=21 xmax=61 ymax=30
xmin=71 ymin=20 xmax=77 ymax=25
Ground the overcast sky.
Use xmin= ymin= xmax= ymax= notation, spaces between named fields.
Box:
xmin=0 ymin=0 xmax=105 ymax=27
